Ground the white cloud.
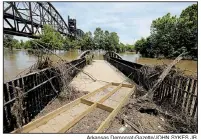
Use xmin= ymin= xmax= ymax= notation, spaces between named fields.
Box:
xmin=53 ymin=1 xmax=196 ymax=44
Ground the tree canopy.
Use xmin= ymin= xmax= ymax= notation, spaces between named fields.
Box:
xmin=4 ymin=25 xmax=135 ymax=53
xmin=3 ymin=35 xmax=21 ymax=50
xmin=134 ymin=4 xmax=197 ymax=59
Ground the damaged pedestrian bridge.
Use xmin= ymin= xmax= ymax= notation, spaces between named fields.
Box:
xmin=3 ymin=51 xmax=197 ymax=133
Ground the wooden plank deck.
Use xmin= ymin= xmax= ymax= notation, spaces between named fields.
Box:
xmin=12 ymin=83 xmax=135 ymax=133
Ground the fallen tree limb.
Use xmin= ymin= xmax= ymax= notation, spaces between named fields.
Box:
xmin=140 ymin=53 xmax=185 ymax=101
xmin=44 ymin=72 xmax=58 ymax=95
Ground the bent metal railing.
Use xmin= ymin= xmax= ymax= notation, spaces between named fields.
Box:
xmin=104 ymin=51 xmax=122 ymax=60
xmin=77 ymin=50 xmax=92 ymax=59
xmin=104 ymin=51 xmax=198 ymax=120
xmin=3 ymin=54 xmax=90 ymax=133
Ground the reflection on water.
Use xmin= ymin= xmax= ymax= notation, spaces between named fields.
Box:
xmin=92 ymin=50 xmax=105 ymax=60
xmin=119 ymin=52 xmax=140 ymax=62
xmin=4 ymin=49 xmax=197 ymax=82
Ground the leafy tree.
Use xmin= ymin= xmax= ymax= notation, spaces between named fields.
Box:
xmin=63 ymin=37 xmax=76 ymax=50
xmin=80 ymin=31 xmax=94 ymax=50
xmin=177 ymin=4 xmax=197 ymax=58
xmin=4 ymin=35 xmax=14 ymax=50
xmin=94 ymin=27 xmax=105 ymax=50
xmin=125 ymin=44 xmax=135 ymax=52
xmin=13 ymin=40 xmax=21 ymax=49
xmin=103 ymin=30 xmax=111 ymax=51
xmin=38 ymin=24 xmax=64 ymax=50
xmin=150 ymin=13 xmax=177 ymax=57
xmin=20 ymin=40 xmax=24 ymax=48
xmin=134 ymin=4 xmax=197 ymax=59
xmin=24 ymin=40 xmax=33 ymax=49
xmin=4 ymin=25 xmax=136 ymax=53
xmin=118 ymin=43 xmax=125 ymax=52
xmin=3 ymin=35 xmax=24 ymax=50
xmin=135 ymin=37 xmax=147 ymax=56
xmin=109 ymin=32 xmax=119 ymax=52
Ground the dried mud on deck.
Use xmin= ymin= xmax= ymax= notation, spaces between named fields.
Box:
xmin=66 ymin=108 xmax=110 ymax=133
xmin=35 ymin=90 xmax=88 ymax=119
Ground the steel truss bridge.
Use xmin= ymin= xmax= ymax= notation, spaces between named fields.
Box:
xmin=3 ymin=2 xmax=84 ymax=39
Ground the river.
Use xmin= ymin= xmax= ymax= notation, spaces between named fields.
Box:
xmin=4 ymin=49 xmax=197 ymax=82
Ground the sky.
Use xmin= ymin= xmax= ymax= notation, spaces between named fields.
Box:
xmin=15 ymin=1 xmax=196 ymax=44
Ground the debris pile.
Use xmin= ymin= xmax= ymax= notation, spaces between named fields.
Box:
xmin=106 ymin=54 xmax=197 ymax=133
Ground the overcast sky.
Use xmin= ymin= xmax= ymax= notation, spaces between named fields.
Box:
xmin=15 ymin=1 xmax=196 ymax=44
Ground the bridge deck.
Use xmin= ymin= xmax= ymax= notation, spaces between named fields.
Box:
xmin=11 ymin=60 xmax=135 ymax=133
xmin=70 ymin=60 xmax=131 ymax=92
xmin=12 ymin=83 xmax=135 ymax=133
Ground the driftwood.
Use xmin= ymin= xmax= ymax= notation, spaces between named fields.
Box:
xmin=141 ymin=53 xmax=185 ymax=100
xmin=123 ymin=118 xmax=141 ymax=133
xmin=138 ymin=120 xmax=144 ymax=133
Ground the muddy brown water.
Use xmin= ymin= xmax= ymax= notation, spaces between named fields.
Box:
xmin=4 ymin=49 xmax=197 ymax=82
xmin=137 ymin=58 xmax=197 ymax=76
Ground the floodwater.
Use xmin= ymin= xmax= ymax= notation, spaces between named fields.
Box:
xmin=4 ymin=49 xmax=197 ymax=82
xmin=137 ymin=58 xmax=197 ymax=76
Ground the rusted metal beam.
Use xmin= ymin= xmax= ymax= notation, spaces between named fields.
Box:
xmin=3 ymin=2 xmax=84 ymax=39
